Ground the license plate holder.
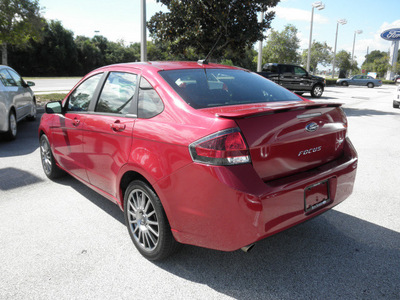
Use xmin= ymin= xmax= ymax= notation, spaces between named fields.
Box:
xmin=304 ymin=179 xmax=331 ymax=214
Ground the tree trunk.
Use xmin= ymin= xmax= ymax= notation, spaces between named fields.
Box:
xmin=2 ymin=43 xmax=8 ymax=65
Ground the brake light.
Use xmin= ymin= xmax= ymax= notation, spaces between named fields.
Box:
xmin=189 ymin=128 xmax=251 ymax=165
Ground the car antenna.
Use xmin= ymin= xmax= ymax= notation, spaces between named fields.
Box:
xmin=198 ymin=33 xmax=223 ymax=65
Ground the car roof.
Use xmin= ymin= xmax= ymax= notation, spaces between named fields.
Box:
xmin=94 ymin=61 xmax=241 ymax=73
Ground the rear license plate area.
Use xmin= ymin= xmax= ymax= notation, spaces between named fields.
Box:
xmin=304 ymin=179 xmax=331 ymax=214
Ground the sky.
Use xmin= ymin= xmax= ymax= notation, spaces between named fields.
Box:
xmin=39 ymin=0 xmax=400 ymax=69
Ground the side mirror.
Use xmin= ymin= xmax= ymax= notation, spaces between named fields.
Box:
xmin=45 ymin=101 xmax=62 ymax=114
xmin=26 ymin=81 xmax=35 ymax=87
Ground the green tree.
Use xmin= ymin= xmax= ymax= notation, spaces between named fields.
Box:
xmin=9 ymin=20 xmax=78 ymax=76
xmin=261 ymin=24 xmax=300 ymax=65
xmin=148 ymin=0 xmax=279 ymax=61
xmin=301 ymin=41 xmax=331 ymax=74
xmin=361 ymin=50 xmax=390 ymax=77
xmin=335 ymin=50 xmax=358 ymax=77
xmin=0 ymin=0 xmax=44 ymax=65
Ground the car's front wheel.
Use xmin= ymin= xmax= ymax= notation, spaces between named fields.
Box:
xmin=27 ymin=100 xmax=37 ymax=121
xmin=4 ymin=111 xmax=17 ymax=140
xmin=341 ymin=81 xmax=349 ymax=86
xmin=40 ymin=134 xmax=65 ymax=179
xmin=311 ymin=84 xmax=323 ymax=98
xmin=124 ymin=180 xmax=181 ymax=260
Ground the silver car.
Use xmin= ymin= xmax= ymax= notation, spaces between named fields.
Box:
xmin=337 ymin=75 xmax=382 ymax=88
xmin=0 ymin=65 xmax=37 ymax=140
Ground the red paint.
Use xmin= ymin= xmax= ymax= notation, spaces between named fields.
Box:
xmin=39 ymin=62 xmax=357 ymax=252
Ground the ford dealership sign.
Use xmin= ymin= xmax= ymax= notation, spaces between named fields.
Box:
xmin=381 ymin=28 xmax=400 ymax=41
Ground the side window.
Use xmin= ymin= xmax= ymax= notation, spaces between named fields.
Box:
xmin=265 ymin=65 xmax=278 ymax=73
xmin=281 ymin=65 xmax=294 ymax=74
xmin=0 ymin=69 xmax=16 ymax=87
xmin=96 ymin=72 xmax=137 ymax=114
xmin=68 ymin=73 xmax=103 ymax=112
xmin=294 ymin=67 xmax=307 ymax=76
xmin=7 ymin=69 xmax=23 ymax=87
xmin=138 ymin=78 xmax=164 ymax=119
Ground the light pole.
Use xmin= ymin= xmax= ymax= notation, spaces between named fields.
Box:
xmin=331 ymin=19 xmax=347 ymax=78
xmin=307 ymin=1 xmax=325 ymax=73
xmin=257 ymin=10 xmax=265 ymax=72
xmin=141 ymin=0 xmax=147 ymax=62
xmin=351 ymin=30 xmax=363 ymax=61
xmin=350 ymin=30 xmax=362 ymax=76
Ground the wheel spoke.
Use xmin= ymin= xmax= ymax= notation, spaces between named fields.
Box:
xmin=147 ymin=225 xmax=159 ymax=237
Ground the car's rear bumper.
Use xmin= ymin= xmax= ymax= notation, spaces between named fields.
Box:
xmin=155 ymin=137 xmax=358 ymax=251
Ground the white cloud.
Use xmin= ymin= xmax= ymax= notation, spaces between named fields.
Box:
xmin=272 ymin=7 xmax=329 ymax=24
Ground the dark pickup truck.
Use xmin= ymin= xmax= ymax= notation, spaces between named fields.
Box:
xmin=257 ymin=63 xmax=326 ymax=98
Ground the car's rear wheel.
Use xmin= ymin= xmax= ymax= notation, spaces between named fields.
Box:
xmin=393 ymin=101 xmax=400 ymax=108
xmin=367 ymin=82 xmax=374 ymax=88
xmin=40 ymin=134 xmax=65 ymax=179
xmin=341 ymin=81 xmax=348 ymax=86
xmin=124 ymin=180 xmax=181 ymax=260
xmin=311 ymin=84 xmax=323 ymax=98
xmin=4 ymin=111 xmax=17 ymax=140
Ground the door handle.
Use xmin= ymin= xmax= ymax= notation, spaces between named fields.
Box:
xmin=110 ymin=122 xmax=126 ymax=132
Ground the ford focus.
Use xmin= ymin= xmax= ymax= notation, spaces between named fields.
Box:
xmin=39 ymin=62 xmax=358 ymax=260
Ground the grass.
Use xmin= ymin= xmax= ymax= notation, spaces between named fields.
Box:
xmin=35 ymin=93 xmax=67 ymax=106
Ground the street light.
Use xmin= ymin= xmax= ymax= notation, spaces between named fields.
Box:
xmin=306 ymin=1 xmax=325 ymax=73
xmin=351 ymin=30 xmax=363 ymax=61
xmin=350 ymin=30 xmax=362 ymax=76
xmin=140 ymin=0 xmax=147 ymax=62
xmin=331 ymin=19 xmax=347 ymax=78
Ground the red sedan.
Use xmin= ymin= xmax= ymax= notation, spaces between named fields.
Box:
xmin=39 ymin=62 xmax=358 ymax=260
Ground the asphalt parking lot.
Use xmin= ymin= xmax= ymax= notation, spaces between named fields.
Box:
xmin=1 ymin=84 xmax=399 ymax=299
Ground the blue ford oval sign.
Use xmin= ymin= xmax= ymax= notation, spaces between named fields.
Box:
xmin=305 ymin=122 xmax=319 ymax=132
xmin=381 ymin=28 xmax=400 ymax=41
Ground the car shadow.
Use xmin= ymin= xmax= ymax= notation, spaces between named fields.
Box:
xmin=0 ymin=167 xmax=43 ymax=191
xmin=53 ymin=175 xmax=125 ymax=224
xmin=48 ymin=173 xmax=399 ymax=298
xmin=154 ymin=211 xmax=400 ymax=299
xmin=0 ymin=112 xmax=42 ymax=157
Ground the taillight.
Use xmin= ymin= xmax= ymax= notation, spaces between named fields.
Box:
xmin=189 ymin=128 xmax=251 ymax=165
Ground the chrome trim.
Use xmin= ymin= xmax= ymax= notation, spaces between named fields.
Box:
xmin=297 ymin=112 xmax=322 ymax=119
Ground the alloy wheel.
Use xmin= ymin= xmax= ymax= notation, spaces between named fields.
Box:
xmin=127 ymin=188 xmax=160 ymax=252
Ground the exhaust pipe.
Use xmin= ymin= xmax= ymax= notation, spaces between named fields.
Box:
xmin=241 ymin=244 xmax=255 ymax=253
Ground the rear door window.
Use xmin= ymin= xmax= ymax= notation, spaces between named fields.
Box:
xmin=96 ymin=72 xmax=137 ymax=114
xmin=138 ymin=77 xmax=164 ymax=118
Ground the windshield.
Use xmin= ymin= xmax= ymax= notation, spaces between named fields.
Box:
xmin=159 ymin=69 xmax=301 ymax=109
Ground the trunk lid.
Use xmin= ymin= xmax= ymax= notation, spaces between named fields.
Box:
xmin=202 ymin=102 xmax=347 ymax=181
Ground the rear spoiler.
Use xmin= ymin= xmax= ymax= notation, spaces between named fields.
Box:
xmin=214 ymin=102 xmax=342 ymax=119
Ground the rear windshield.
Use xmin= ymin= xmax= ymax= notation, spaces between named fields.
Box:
xmin=159 ymin=68 xmax=300 ymax=109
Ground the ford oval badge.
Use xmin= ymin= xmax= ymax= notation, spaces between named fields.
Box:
xmin=305 ymin=122 xmax=319 ymax=132
xmin=381 ymin=28 xmax=400 ymax=41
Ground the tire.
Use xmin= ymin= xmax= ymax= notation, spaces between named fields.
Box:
xmin=40 ymin=134 xmax=65 ymax=179
xmin=27 ymin=100 xmax=37 ymax=121
xmin=367 ymin=82 xmax=374 ymax=88
xmin=341 ymin=81 xmax=348 ymax=86
xmin=393 ymin=101 xmax=400 ymax=109
xmin=124 ymin=180 xmax=181 ymax=261
xmin=4 ymin=111 xmax=17 ymax=140
xmin=311 ymin=84 xmax=323 ymax=98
